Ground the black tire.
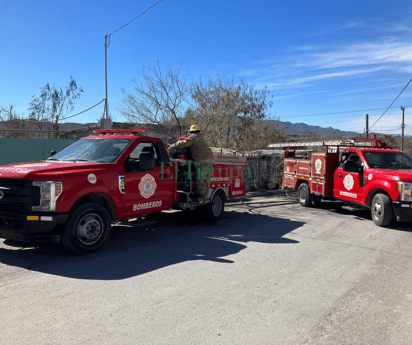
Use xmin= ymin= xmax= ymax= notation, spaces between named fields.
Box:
xmin=371 ymin=193 xmax=392 ymax=227
xmin=313 ymin=195 xmax=322 ymax=207
xmin=298 ymin=183 xmax=313 ymax=207
xmin=201 ymin=190 xmax=225 ymax=223
xmin=61 ymin=203 xmax=112 ymax=254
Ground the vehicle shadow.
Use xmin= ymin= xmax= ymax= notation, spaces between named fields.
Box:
xmin=317 ymin=201 xmax=412 ymax=232
xmin=0 ymin=210 xmax=304 ymax=280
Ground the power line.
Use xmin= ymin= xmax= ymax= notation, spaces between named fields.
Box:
xmin=61 ymin=99 xmax=105 ymax=121
xmin=369 ymin=78 xmax=412 ymax=130
xmin=108 ymin=0 xmax=164 ymax=37
xmin=104 ymin=0 xmax=165 ymax=119
xmin=1 ymin=100 xmax=105 ymax=124
xmin=282 ymin=104 xmax=412 ymax=119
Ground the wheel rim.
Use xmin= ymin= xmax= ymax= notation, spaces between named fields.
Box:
xmin=212 ymin=195 xmax=223 ymax=217
xmin=76 ymin=213 xmax=104 ymax=245
xmin=299 ymin=187 xmax=307 ymax=203
xmin=372 ymin=200 xmax=382 ymax=219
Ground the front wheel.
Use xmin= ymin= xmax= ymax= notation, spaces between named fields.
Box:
xmin=201 ymin=190 xmax=225 ymax=223
xmin=371 ymin=193 xmax=392 ymax=227
xmin=61 ymin=203 xmax=112 ymax=254
xmin=298 ymin=183 xmax=313 ymax=207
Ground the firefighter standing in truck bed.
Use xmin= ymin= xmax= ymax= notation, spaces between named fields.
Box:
xmin=168 ymin=125 xmax=215 ymax=204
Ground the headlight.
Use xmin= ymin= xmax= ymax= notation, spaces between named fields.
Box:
xmin=32 ymin=181 xmax=63 ymax=212
xmin=397 ymin=182 xmax=412 ymax=202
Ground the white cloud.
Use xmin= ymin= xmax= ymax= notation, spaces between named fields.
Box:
xmin=309 ymin=19 xmax=367 ymax=37
xmin=340 ymin=20 xmax=365 ymax=29
xmin=253 ymin=38 xmax=412 ymax=93
xmin=332 ymin=83 xmax=407 ymax=96
xmin=295 ymin=42 xmax=412 ymax=70
xmin=271 ymin=90 xmax=328 ymax=100
xmin=289 ymin=67 xmax=385 ymax=85
xmin=237 ymin=69 xmax=257 ymax=77
xmin=386 ymin=24 xmax=412 ymax=34
xmin=260 ymin=67 xmax=385 ymax=89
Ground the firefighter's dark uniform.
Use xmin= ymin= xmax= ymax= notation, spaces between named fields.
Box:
xmin=169 ymin=131 xmax=215 ymax=201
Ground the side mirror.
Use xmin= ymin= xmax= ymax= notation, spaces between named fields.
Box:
xmin=139 ymin=152 xmax=155 ymax=171
xmin=343 ymin=160 xmax=363 ymax=173
xmin=50 ymin=150 xmax=57 ymax=157
xmin=124 ymin=158 xmax=137 ymax=172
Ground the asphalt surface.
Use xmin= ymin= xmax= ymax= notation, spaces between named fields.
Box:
xmin=1 ymin=194 xmax=412 ymax=344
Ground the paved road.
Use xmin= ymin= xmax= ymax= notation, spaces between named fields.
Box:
xmin=1 ymin=195 xmax=412 ymax=345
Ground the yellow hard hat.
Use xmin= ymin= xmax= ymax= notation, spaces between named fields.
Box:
xmin=189 ymin=125 xmax=200 ymax=132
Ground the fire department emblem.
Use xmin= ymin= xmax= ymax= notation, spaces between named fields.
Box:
xmin=343 ymin=174 xmax=354 ymax=191
xmin=315 ymin=159 xmax=322 ymax=174
xmin=139 ymin=174 xmax=157 ymax=199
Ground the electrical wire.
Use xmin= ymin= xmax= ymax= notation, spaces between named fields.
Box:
xmin=60 ymin=99 xmax=106 ymax=121
xmin=282 ymin=105 xmax=412 ymax=119
xmin=108 ymin=0 xmax=164 ymax=37
xmin=1 ymin=99 xmax=105 ymax=125
xmin=369 ymin=78 xmax=412 ymax=130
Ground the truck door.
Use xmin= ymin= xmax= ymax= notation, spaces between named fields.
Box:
xmin=333 ymin=152 xmax=365 ymax=204
xmin=121 ymin=141 xmax=174 ymax=218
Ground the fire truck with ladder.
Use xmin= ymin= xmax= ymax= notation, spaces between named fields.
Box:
xmin=269 ymin=134 xmax=412 ymax=227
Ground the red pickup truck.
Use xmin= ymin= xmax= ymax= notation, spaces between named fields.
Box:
xmin=270 ymin=136 xmax=412 ymax=227
xmin=0 ymin=129 xmax=247 ymax=253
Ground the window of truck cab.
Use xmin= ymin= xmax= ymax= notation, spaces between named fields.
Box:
xmin=49 ymin=139 xmax=132 ymax=163
xmin=363 ymin=151 xmax=412 ymax=169
xmin=124 ymin=141 xmax=170 ymax=173
xmin=339 ymin=152 xmax=363 ymax=169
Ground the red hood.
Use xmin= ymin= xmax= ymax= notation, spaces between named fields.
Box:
xmin=389 ymin=169 xmax=412 ymax=182
xmin=371 ymin=168 xmax=412 ymax=182
xmin=0 ymin=161 xmax=108 ymax=179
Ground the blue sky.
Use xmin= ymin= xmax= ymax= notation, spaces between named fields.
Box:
xmin=1 ymin=0 xmax=412 ymax=135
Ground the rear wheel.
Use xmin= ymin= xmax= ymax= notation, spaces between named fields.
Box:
xmin=371 ymin=193 xmax=392 ymax=227
xmin=61 ymin=203 xmax=112 ymax=254
xmin=298 ymin=183 xmax=313 ymax=207
xmin=201 ymin=190 xmax=225 ymax=223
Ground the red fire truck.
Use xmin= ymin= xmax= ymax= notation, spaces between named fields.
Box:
xmin=270 ymin=135 xmax=412 ymax=227
xmin=0 ymin=129 xmax=247 ymax=253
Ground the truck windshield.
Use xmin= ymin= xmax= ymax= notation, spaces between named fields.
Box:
xmin=48 ymin=139 xmax=132 ymax=163
xmin=363 ymin=151 xmax=412 ymax=170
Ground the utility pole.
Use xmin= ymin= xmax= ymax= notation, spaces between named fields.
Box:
xmin=100 ymin=0 xmax=164 ymax=129
xmin=100 ymin=35 xmax=112 ymax=129
xmin=366 ymin=114 xmax=369 ymax=138
xmin=105 ymin=35 xmax=108 ymax=120
xmin=401 ymin=106 xmax=405 ymax=151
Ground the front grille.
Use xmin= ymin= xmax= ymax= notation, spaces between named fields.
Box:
xmin=0 ymin=179 xmax=40 ymax=213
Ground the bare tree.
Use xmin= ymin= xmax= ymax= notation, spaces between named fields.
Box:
xmin=0 ymin=105 xmax=35 ymax=138
xmin=186 ymin=75 xmax=285 ymax=151
xmin=28 ymin=77 xmax=83 ymax=138
xmin=119 ymin=59 xmax=191 ymax=140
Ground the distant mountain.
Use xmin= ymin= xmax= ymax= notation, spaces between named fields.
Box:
xmin=0 ymin=119 xmax=383 ymax=140
xmin=272 ymin=120 xmax=362 ymax=138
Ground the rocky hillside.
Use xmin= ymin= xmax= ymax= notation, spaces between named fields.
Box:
xmin=270 ymin=120 xmax=361 ymax=138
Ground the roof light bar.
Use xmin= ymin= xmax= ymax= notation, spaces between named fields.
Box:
xmin=93 ymin=129 xmax=145 ymax=135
